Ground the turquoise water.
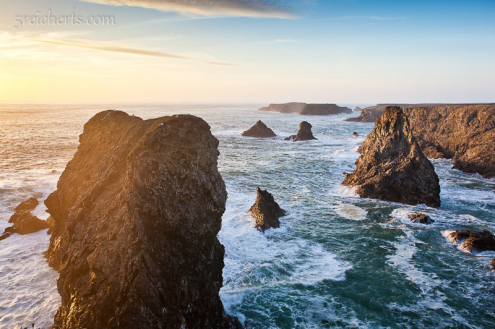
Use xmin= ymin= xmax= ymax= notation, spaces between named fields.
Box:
xmin=1 ymin=104 xmax=494 ymax=328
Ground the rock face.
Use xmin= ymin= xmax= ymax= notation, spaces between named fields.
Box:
xmin=241 ymin=120 xmax=276 ymax=138
xmin=0 ymin=198 xmax=50 ymax=241
xmin=259 ymin=102 xmax=306 ymax=113
xmin=249 ymin=187 xmax=286 ymax=232
xmin=448 ymin=230 xmax=495 ymax=253
xmin=45 ymin=110 xmax=241 ymax=329
xmin=345 ymin=104 xmax=441 ymax=123
xmin=353 ymin=106 xmax=363 ymax=112
xmin=284 ymin=121 xmax=317 ymax=142
xmin=403 ymin=104 xmax=495 ymax=179
xmin=298 ymin=104 xmax=352 ymax=115
xmin=258 ymin=103 xmax=351 ymax=115
xmin=408 ymin=213 xmax=434 ymax=224
xmin=342 ymin=106 xmax=441 ymax=208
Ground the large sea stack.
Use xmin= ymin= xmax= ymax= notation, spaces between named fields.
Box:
xmin=241 ymin=120 xmax=276 ymax=137
xmin=258 ymin=103 xmax=306 ymax=113
xmin=285 ymin=121 xmax=317 ymax=142
xmin=249 ymin=187 xmax=286 ymax=232
xmin=45 ymin=111 xmax=241 ymax=329
xmin=298 ymin=104 xmax=352 ymax=115
xmin=343 ymin=106 xmax=441 ymax=207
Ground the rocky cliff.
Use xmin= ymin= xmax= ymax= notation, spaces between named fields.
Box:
xmin=45 ymin=110 xmax=241 ymax=329
xmin=403 ymin=104 xmax=495 ymax=179
xmin=241 ymin=120 xmax=276 ymax=138
xmin=258 ymin=103 xmax=351 ymax=115
xmin=343 ymin=106 xmax=441 ymax=207
xmin=345 ymin=104 xmax=441 ymax=123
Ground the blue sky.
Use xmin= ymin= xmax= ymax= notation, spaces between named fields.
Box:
xmin=0 ymin=0 xmax=494 ymax=103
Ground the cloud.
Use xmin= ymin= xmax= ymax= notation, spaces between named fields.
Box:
xmin=79 ymin=0 xmax=297 ymax=18
xmin=26 ymin=38 xmax=235 ymax=66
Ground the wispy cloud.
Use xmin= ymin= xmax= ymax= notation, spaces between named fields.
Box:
xmin=315 ymin=15 xmax=406 ymax=22
xmin=26 ymin=38 xmax=235 ymax=66
xmin=79 ymin=0 xmax=297 ymax=19
xmin=274 ymin=38 xmax=300 ymax=43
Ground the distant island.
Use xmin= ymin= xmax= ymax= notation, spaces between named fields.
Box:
xmin=259 ymin=103 xmax=352 ymax=115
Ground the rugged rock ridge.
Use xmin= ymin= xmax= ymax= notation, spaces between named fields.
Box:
xmin=342 ymin=106 xmax=441 ymax=207
xmin=285 ymin=121 xmax=317 ymax=142
xmin=258 ymin=103 xmax=351 ymax=115
xmin=0 ymin=198 xmax=50 ymax=241
xmin=345 ymin=104 xmax=441 ymax=123
xmin=447 ymin=230 xmax=495 ymax=253
xmin=45 ymin=110 xmax=241 ymax=329
xmin=241 ymin=120 xmax=276 ymax=138
xmin=403 ymin=104 xmax=495 ymax=179
xmin=249 ymin=187 xmax=286 ymax=232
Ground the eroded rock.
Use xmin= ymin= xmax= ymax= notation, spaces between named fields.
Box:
xmin=45 ymin=110 xmax=241 ymax=329
xmin=448 ymin=230 xmax=495 ymax=253
xmin=284 ymin=121 xmax=317 ymax=142
xmin=342 ymin=106 xmax=441 ymax=207
xmin=408 ymin=213 xmax=434 ymax=224
xmin=241 ymin=120 xmax=276 ymax=138
xmin=249 ymin=187 xmax=286 ymax=232
xmin=1 ymin=198 xmax=49 ymax=241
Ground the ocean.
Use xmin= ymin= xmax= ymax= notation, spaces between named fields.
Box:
xmin=1 ymin=104 xmax=495 ymax=328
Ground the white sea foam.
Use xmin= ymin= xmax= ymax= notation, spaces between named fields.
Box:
xmin=335 ymin=203 xmax=367 ymax=221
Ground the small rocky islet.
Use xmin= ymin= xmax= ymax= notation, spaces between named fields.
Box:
xmin=4 ymin=102 xmax=495 ymax=328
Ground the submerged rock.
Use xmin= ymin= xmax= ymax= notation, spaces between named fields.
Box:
xmin=448 ymin=230 xmax=495 ymax=253
xmin=284 ymin=121 xmax=317 ymax=142
xmin=249 ymin=187 xmax=286 ymax=232
xmin=45 ymin=110 xmax=241 ymax=329
xmin=342 ymin=106 xmax=441 ymax=208
xmin=408 ymin=213 xmax=434 ymax=224
xmin=352 ymin=132 xmax=359 ymax=137
xmin=1 ymin=198 xmax=49 ymax=241
xmin=241 ymin=120 xmax=276 ymax=138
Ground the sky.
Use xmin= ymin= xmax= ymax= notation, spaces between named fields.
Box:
xmin=0 ymin=0 xmax=494 ymax=103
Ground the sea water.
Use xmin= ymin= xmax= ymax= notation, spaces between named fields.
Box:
xmin=1 ymin=104 xmax=494 ymax=328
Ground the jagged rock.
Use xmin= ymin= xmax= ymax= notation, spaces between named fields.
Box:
xmin=298 ymin=104 xmax=352 ymax=115
xmin=404 ymin=104 xmax=495 ymax=179
xmin=342 ymin=106 xmax=441 ymax=207
xmin=354 ymin=107 xmax=363 ymax=112
xmin=241 ymin=120 xmax=276 ymax=138
xmin=284 ymin=121 xmax=317 ymax=142
xmin=352 ymin=132 xmax=359 ymax=137
xmin=448 ymin=230 xmax=495 ymax=253
xmin=258 ymin=103 xmax=351 ymax=115
xmin=408 ymin=213 xmax=434 ymax=224
xmin=249 ymin=187 xmax=286 ymax=232
xmin=45 ymin=110 xmax=241 ymax=329
xmin=1 ymin=198 xmax=49 ymax=240
xmin=345 ymin=104 xmax=442 ymax=123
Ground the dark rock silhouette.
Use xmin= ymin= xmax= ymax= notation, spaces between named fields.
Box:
xmin=352 ymin=132 xmax=359 ymax=137
xmin=408 ymin=213 xmax=434 ymax=224
xmin=45 ymin=110 xmax=241 ymax=329
xmin=1 ymin=198 xmax=49 ymax=241
xmin=298 ymin=104 xmax=352 ymax=115
xmin=448 ymin=230 xmax=495 ymax=253
xmin=342 ymin=106 xmax=441 ymax=207
xmin=259 ymin=103 xmax=351 ymax=115
xmin=491 ymin=259 xmax=495 ymax=270
xmin=284 ymin=121 xmax=317 ymax=142
xmin=241 ymin=120 xmax=276 ymax=138
xmin=249 ymin=187 xmax=286 ymax=232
